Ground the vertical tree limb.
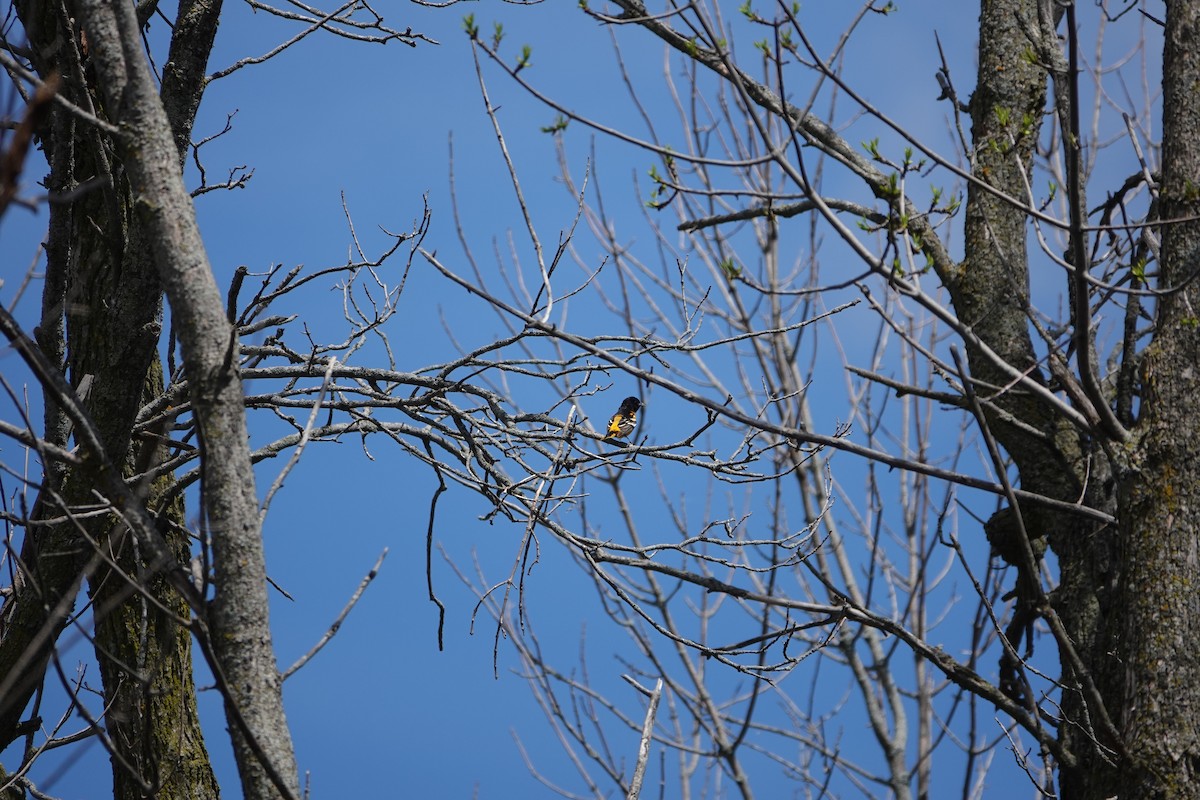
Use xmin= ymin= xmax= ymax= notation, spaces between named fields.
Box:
xmin=71 ymin=0 xmax=299 ymax=797
xmin=1114 ymin=1 xmax=1200 ymax=795
xmin=626 ymin=677 xmax=663 ymax=800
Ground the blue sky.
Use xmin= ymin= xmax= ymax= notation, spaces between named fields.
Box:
xmin=1 ymin=1 xmax=1165 ymax=797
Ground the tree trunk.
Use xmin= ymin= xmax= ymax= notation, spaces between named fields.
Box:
xmin=1110 ymin=1 xmax=1200 ymax=795
xmin=72 ymin=0 xmax=300 ymax=795
xmin=0 ymin=1 xmax=224 ymax=796
xmin=960 ymin=2 xmax=1125 ymax=794
xmin=89 ymin=365 xmax=219 ymax=800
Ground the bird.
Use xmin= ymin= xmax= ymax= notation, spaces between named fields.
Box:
xmin=604 ymin=396 xmax=641 ymax=441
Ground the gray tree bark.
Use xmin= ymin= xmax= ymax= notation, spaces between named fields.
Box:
xmin=1 ymin=0 xmax=299 ymax=796
xmin=71 ymin=0 xmax=300 ymax=796
xmin=0 ymin=3 xmax=221 ymax=796
xmin=1109 ymin=0 xmax=1200 ymax=794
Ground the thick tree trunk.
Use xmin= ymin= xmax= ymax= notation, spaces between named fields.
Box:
xmin=0 ymin=1 xmax=225 ymax=796
xmin=1110 ymin=1 xmax=1200 ymax=795
xmin=957 ymin=0 xmax=1091 ymax=511
xmin=962 ymin=1 xmax=1200 ymax=796
xmin=89 ymin=365 xmax=219 ymax=800
xmin=72 ymin=0 xmax=300 ymax=796
xmin=960 ymin=3 xmax=1124 ymax=794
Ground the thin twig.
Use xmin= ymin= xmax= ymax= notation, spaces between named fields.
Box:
xmin=282 ymin=548 xmax=388 ymax=680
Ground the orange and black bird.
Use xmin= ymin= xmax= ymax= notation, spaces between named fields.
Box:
xmin=604 ymin=396 xmax=641 ymax=441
